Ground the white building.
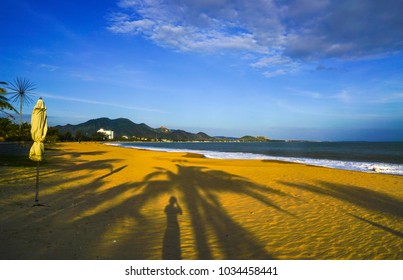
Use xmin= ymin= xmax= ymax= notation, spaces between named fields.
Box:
xmin=97 ymin=128 xmax=114 ymax=140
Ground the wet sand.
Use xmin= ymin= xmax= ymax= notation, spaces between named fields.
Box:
xmin=0 ymin=142 xmax=402 ymax=259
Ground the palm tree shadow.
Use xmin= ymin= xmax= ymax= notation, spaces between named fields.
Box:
xmin=280 ymin=180 xmax=403 ymax=218
xmin=162 ymin=196 xmax=182 ymax=260
xmin=143 ymin=164 xmax=288 ymax=259
xmin=347 ymin=213 xmax=403 ymax=239
xmin=31 ymin=163 xmax=290 ymax=259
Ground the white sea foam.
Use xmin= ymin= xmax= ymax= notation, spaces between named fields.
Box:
xmin=107 ymin=143 xmax=403 ymax=175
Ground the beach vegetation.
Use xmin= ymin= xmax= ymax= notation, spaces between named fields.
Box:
xmin=39 ymin=127 xmax=108 ymax=142
xmin=6 ymin=77 xmax=36 ymax=133
xmin=0 ymin=118 xmax=31 ymax=141
xmin=93 ymin=132 xmax=109 ymax=141
xmin=0 ymin=117 xmax=16 ymax=141
xmin=62 ymin=131 xmax=73 ymax=141
xmin=0 ymin=82 xmax=18 ymax=118
xmin=46 ymin=127 xmax=61 ymax=143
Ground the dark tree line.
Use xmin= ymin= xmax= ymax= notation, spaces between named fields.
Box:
xmin=0 ymin=118 xmax=108 ymax=143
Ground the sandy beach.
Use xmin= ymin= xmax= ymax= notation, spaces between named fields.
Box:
xmin=0 ymin=142 xmax=402 ymax=260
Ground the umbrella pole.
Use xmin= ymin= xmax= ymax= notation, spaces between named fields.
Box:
xmin=33 ymin=161 xmax=48 ymax=207
xmin=35 ymin=161 xmax=39 ymax=203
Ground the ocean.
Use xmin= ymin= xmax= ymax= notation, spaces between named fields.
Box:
xmin=109 ymin=141 xmax=403 ymax=175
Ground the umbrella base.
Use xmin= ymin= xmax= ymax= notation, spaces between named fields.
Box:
xmin=32 ymin=202 xmax=50 ymax=207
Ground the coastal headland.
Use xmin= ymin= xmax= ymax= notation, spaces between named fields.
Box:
xmin=0 ymin=142 xmax=402 ymax=259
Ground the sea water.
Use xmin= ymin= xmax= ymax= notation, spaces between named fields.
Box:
xmin=109 ymin=142 xmax=403 ymax=175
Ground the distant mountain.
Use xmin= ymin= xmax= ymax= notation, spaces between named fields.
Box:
xmin=55 ymin=117 xmax=216 ymax=141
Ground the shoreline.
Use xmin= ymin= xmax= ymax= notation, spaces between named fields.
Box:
xmin=107 ymin=142 xmax=403 ymax=176
xmin=1 ymin=142 xmax=402 ymax=260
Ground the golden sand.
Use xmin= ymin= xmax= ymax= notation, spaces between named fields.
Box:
xmin=0 ymin=142 xmax=402 ymax=259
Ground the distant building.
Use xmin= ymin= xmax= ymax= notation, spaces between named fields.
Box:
xmin=97 ymin=128 xmax=114 ymax=140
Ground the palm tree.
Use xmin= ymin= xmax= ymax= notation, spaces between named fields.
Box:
xmin=7 ymin=77 xmax=36 ymax=132
xmin=0 ymin=81 xmax=18 ymax=118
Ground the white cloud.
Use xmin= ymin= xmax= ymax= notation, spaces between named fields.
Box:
xmin=369 ymin=92 xmax=403 ymax=104
xmin=108 ymin=0 xmax=279 ymax=53
xmin=293 ymin=89 xmax=323 ymax=99
xmin=40 ymin=92 xmax=168 ymax=113
xmin=332 ymin=90 xmax=352 ymax=103
xmin=108 ymin=15 xmax=155 ymax=34
xmin=282 ymin=0 xmax=403 ymax=59
xmin=295 ymin=88 xmax=354 ymax=103
xmin=251 ymin=55 xmax=292 ymax=68
xmin=108 ymin=0 xmax=403 ymax=77
xmin=251 ymin=54 xmax=299 ymax=77
xmin=108 ymin=0 xmax=291 ymax=76
xmin=263 ymin=69 xmax=288 ymax=78
xmin=70 ymin=72 xmax=95 ymax=81
xmin=39 ymin=64 xmax=59 ymax=72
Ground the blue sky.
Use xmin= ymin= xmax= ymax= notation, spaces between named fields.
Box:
xmin=1 ymin=0 xmax=403 ymax=141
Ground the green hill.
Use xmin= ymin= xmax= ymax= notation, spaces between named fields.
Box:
xmin=238 ymin=135 xmax=270 ymax=142
xmin=55 ymin=117 xmax=216 ymax=141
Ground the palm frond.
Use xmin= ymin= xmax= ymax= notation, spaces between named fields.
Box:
xmin=0 ymin=81 xmax=7 ymax=94
xmin=0 ymin=95 xmax=17 ymax=112
xmin=7 ymin=77 xmax=36 ymax=105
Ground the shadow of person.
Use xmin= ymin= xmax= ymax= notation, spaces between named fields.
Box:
xmin=162 ymin=196 xmax=182 ymax=260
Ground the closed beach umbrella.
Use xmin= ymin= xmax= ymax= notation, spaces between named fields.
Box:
xmin=29 ymin=97 xmax=48 ymax=206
